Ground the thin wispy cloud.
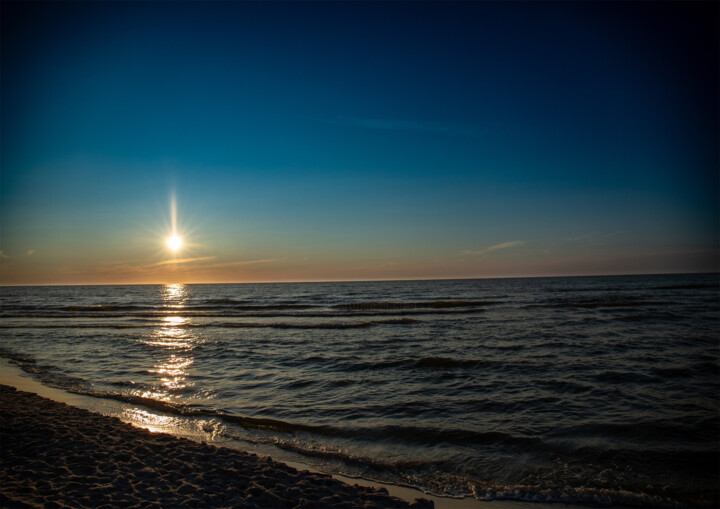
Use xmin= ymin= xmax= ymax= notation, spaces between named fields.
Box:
xmin=201 ymin=257 xmax=287 ymax=270
xmin=145 ymin=256 xmax=216 ymax=268
xmin=0 ymin=251 xmax=8 ymax=259
xmin=462 ymin=241 xmax=525 ymax=256
xmin=95 ymin=256 xmax=286 ymax=276
xmin=487 ymin=241 xmax=524 ymax=252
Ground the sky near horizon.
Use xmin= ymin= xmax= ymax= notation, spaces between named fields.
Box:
xmin=1 ymin=1 xmax=718 ymax=285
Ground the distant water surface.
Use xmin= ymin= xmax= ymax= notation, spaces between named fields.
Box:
xmin=1 ymin=274 xmax=718 ymax=507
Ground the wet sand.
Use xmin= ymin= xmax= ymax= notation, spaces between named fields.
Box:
xmin=0 ymin=384 xmax=432 ymax=508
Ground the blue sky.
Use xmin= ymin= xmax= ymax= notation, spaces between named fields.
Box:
xmin=1 ymin=1 xmax=717 ymax=284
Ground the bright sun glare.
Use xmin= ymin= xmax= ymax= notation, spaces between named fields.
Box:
xmin=167 ymin=235 xmax=182 ymax=251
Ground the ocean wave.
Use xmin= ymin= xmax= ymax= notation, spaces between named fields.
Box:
xmin=61 ymin=305 xmax=155 ymax=311
xmin=547 ymin=286 xmax=629 ymax=293
xmin=1 ymin=351 xmax=90 ymax=393
xmin=335 ymin=300 xmax=495 ymax=310
xmin=64 ymin=303 xmax=318 ymax=311
xmin=190 ymin=304 xmax=318 ymax=311
xmin=237 ymin=318 xmax=417 ymax=329
xmin=0 ymin=318 xmax=416 ymax=330
xmin=594 ymin=370 xmax=662 ymax=384
xmin=1 ymin=350 xmax=209 ymax=417
xmin=0 ymin=355 xmax=546 ymax=451
xmin=538 ymin=379 xmax=594 ymax=394
xmin=224 ymin=414 xmax=547 ymax=449
xmin=296 ymin=356 xmax=502 ymax=372
xmin=551 ymin=418 xmax=720 ymax=443
xmin=89 ymin=391 xmax=211 ymax=416
xmin=413 ymin=357 xmax=487 ymax=369
xmin=653 ymin=283 xmax=717 ymax=290
xmin=651 ymin=366 xmax=694 ymax=379
xmin=0 ymin=307 xmax=484 ymax=319
xmin=614 ymin=312 xmax=684 ymax=322
xmin=276 ymin=440 xmax=691 ymax=508
xmin=274 ymin=440 xmax=439 ymax=472
xmin=1 ymin=350 xmax=713 ymax=507
xmin=200 ymin=298 xmax=252 ymax=305
xmin=469 ymin=483 xmax=686 ymax=508
xmin=0 ymin=300 xmax=494 ymax=316
xmin=484 ymin=343 xmax=524 ymax=351
xmin=528 ymin=299 xmax=670 ymax=309
xmin=691 ymin=362 xmax=720 ymax=374
xmin=0 ymin=350 xmax=37 ymax=365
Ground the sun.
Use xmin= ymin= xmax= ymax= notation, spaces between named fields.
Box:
xmin=166 ymin=235 xmax=182 ymax=251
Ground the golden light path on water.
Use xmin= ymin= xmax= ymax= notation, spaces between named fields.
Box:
xmin=152 ymin=284 xmax=193 ymax=390
xmin=121 ymin=284 xmax=216 ymax=437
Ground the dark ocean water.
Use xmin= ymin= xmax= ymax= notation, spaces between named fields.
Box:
xmin=1 ymin=274 xmax=718 ymax=507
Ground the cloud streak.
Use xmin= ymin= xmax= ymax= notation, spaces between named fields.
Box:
xmin=199 ymin=257 xmax=287 ymax=269
xmin=145 ymin=256 xmax=216 ymax=268
xmin=462 ymin=241 xmax=525 ymax=256
xmin=95 ymin=256 xmax=288 ymax=277
xmin=487 ymin=241 xmax=524 ymax=252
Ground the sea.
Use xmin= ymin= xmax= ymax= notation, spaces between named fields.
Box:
xmin=1 ymin=273 xmax=718 ymax=507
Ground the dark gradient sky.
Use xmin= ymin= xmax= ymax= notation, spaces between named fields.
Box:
xmin=1 ymin=1 xmax=718 ymax=284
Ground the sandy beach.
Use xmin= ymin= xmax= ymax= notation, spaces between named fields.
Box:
xmin=0 ymin=384 xmax=432 ymax=508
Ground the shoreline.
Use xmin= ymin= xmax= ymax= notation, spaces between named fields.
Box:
xmin=0 ymin=359 xmax=596 ymax=509
xmin=1 ymin=383 xmax=434 ymax=508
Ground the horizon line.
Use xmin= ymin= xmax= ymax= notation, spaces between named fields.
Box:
xmin=0 ymin=270 xmax=716 ymax=287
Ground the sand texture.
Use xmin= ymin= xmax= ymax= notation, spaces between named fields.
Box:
xmin=0 ymin=385 xmax=432 ymax=508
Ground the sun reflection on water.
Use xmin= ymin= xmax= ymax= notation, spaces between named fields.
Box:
xmin=144 ymin=316 xmax=194 ymax=349
xmin=120 ymin=408 xmax=180 ymax=434
xmin=119 ymin=408 xmax=226 ymax=441
xmin=133 ymin=284 xmax=200 ymax=405
xmin=150 ymin=354 xmax=193 ymax=391
xmin=163 ymin=283 xmax=187 ymax=307
xmin=164 ymin=316 xmax=187 ymax=326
